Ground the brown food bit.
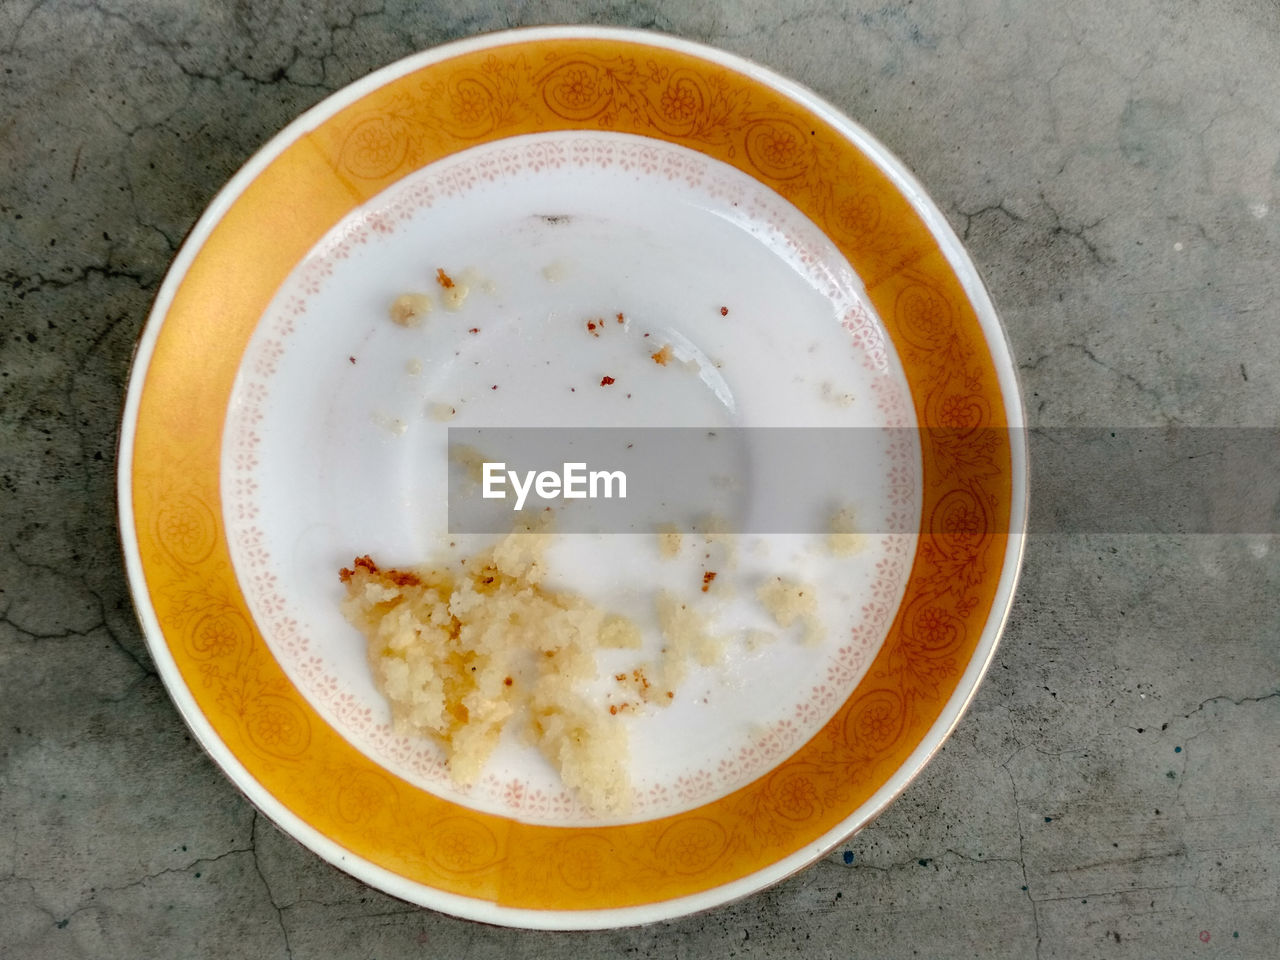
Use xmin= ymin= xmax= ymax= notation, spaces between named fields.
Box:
xmin=609 ymin=704 xmax=618 ymax=715
xmin=720 ymin=306 xmax=729 ymax=316
xmin=339 ymin=555 xmax=379 ymax=582
xmin=491 ymin=384 xmax=498 ymax=390
xmin=389 ymin=570 xmax=421 ymax=587
xmin=666 ymin=691 xmax=674 ymax=699
xmin=348 ymin=356 xmax=356 ymax=364
xmin=701 ymin=570 xmax=717 ymax=592
xmin=435 ymin=267 xmax=455 ymax=289
xmin=651 ymin=344 xmax=673 ymax=365
xmin=600 ymin=375 xmax=615 ymax=386
xmin=616 ymin=312 xmax=625 ymax=324
xmin=468 ymin=327 xmax=479 ymax=334
xmin=504 ymin=677 xmax=513 ymax=686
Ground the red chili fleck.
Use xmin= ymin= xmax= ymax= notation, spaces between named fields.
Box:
xmin=702 ymin=570 xmax=717 ymax=592
xmin=491 ymin=384 xmax=498 ymax=390
xmin=468 ymin=327 xmax=479 ymax=334
xmin=587 ymin=321 xmax=596 ymax=331
xmin=348 ymin=356 xmax=356 ymax=364
xmin=720 ymin=306 xmax=729 ymax=316
xmin=600 ymin=375 xmax=615 ymax=386
xmin=504 ymin=677 xmax=513 ymax=686
xmin=616 ymin=312 xmax=625 ymax=324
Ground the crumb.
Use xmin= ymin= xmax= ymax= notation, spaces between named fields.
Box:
xmin=348 ymin=356 xmax=356 ymax=364
xmin=757 ymin=576 xmax=824 ymax=645
xmin=827 ymin=506 xmax=865 ymax=555
xmin=371 ymin=412 xmax=407 ymax=436
xmin=600 ymin=375 xmax=615 ymax=386
xmin=651 ymin=344 xmax=673 ymax=365
xmin=616 ymin=312 xmax=625 ymax=324
xmin=435 ymin=267 xmax=455 ymax=289
xmin=339 ymin=528 xmax=635 ymax=813
xmin=656 ymin=591 xmax=724 ymax=687
xmin=720 ymin=306 xmax=729 ymax=316
xmin=468 ymin=327 xmax=479 ymax=335
xmin=701 ymin=570 xmax=717 ymax=593
xmin=656 ymin=524 xmax=682 ymax=558
xmin=541 ymin=260 xmax=568 ymax=283
xmin=820 ymin=381 xmax=856 ymax=407
xmin=442 ymin=285 xmax=469 ymax=311
xmin=491 ymin=384 xmax=498 ymax=390
xmin=428 ymin=402 xmax=456 ymax=422
xmin=389 ymin=292 xmax=433 ymax=326
xmin=586 ymin=319 xmax=601 ymax=337
xmin=449 ymin=444 xmax=488 ymax=483
xmin=405 ymin=358 xmax=422 ymax=376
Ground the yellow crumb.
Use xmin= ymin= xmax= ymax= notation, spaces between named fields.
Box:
xmin=389 ymin=293 xmax=433 ymax=326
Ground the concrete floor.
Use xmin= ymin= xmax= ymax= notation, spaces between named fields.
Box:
xmin=2 ymin=1 xmax=1278 ymax=957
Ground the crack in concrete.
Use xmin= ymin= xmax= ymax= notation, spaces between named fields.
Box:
xmin=957 ymin=201 xmax=1026 ymax=242
xmin=0 ymin=0 xmax=49 ymax=56
xmin=1062 ymin=341 xmax=1170 ymax=419
xmin=2 ymin=264 xmax=151 ymax=299
xmin=1185 ymin=690 xmax=1280 ymax=717
xmin=1002 ymin=761 xmax=1042 ymax=960
xmin=250 ymin=812 xmax=296 ymax=960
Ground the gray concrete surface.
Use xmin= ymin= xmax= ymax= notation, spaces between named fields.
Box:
xmin=2 ymin=1 xmax=1278 ymax=957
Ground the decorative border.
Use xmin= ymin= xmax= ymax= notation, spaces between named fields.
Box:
xmin=125 ymin=32 xmax=1014 ymax=919
xmin=224 ymin=132 xmax=918 ymax=820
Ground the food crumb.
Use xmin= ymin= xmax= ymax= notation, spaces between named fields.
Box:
xmin=720 ymin=306 xmax=729 ymax=316
xmin=371 ymin=412 xmax=407 ymax=436
xmin=616 ymin=312 xmax=625 ymax=324
xmin=656 ymin=524 xmax=682 ymax=558
xmin=406 ymin=357 xmax=422 ymax=376
xmin=428 ymin=402 xmax=456 ymax=422
xmin=442 ymin=285 xmax=469 ymax=311
xmin=656 ymin=591 xmax=724 ymax=686
xmin=600 ymin=375 xmax=615 ymax=386
xmin=468 ymin=327 xmax=479 ymax=335
xmin=339 ymin=526 xmax=635 ymax=813
xmin=701 ymin=570 xmax=717 ymax=593
xmin=820 ymin=381 xmax=856 ymax=407
xmin=435 ymin=267 xmax=455 ymax=289
xmin=389 ymin=292 xmax=433 ymax=326
xmin=827 ymin=506 xmax=865 ymax=555
xmin=586 ymin=319 xmax=601 ymax=337
xmin=651 ymin=344 xmax=673 ymax=366
xmin=348 ymin=356 xmax=357 ymax=364
xmin=757 ymin=576 xmax=824 ymax=645
xmin=541 ymin=260 xmax=569 ymax=283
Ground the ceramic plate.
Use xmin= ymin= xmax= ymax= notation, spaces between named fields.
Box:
xmin=118 ymin=26 xmax=1027 ymax=928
